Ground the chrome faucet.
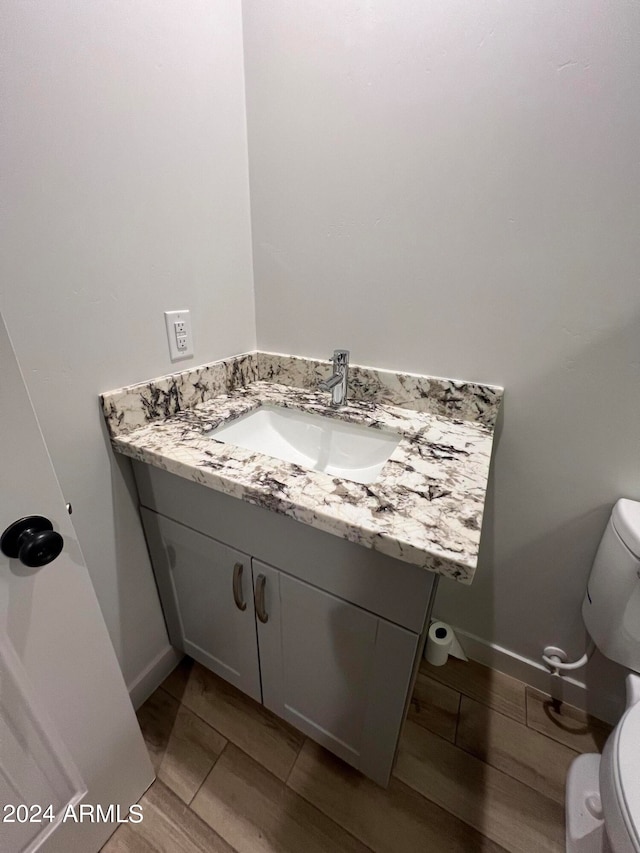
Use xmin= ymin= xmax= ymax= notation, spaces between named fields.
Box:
xmin=318 ymin=349 xmax=350 ymax=407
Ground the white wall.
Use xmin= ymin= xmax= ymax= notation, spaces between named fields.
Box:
xmin=243 ymin=0 xmax=640 ymax=711
xmin=1 ymin=0 xmax=256 ymax=696
xmin=3 ymin=0 xmax=639 ymax=716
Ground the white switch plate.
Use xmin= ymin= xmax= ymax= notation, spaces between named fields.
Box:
xmin=164 ymin=310 xmax=194 ymax=361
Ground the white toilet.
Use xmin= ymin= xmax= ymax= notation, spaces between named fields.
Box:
xmin=566 ymin=498 xmax=640 ymax=852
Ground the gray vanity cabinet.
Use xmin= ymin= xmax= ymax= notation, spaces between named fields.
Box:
xmin=140 ymin=508 xmax=262 ymax=702
xmin=134 ymin=463 xmax=436 ymax=786
xmin=254 ymin=559 xmax=419 ymax=782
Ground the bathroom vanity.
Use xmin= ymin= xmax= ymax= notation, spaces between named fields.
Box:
xmin=102 ymin=351 xmax=502 ymax=785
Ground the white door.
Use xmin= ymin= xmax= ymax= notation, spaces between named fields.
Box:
xmin=0 ymin=312 xmax=154 ymax=853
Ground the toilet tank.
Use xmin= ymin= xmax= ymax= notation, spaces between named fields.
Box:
xmin=583 ymin=499 xmax=640 ymax=672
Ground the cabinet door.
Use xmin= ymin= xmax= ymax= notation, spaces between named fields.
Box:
xmin=254 ymin=560 xmax=419 ymax=786
xmin=141 ymin=508 xmax=261 ymax=701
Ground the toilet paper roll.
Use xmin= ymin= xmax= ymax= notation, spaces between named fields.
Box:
xmin=425 ymin=621 xmax=453 ymax=667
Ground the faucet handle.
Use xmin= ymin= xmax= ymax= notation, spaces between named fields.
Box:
xmin=330 ymin=349 xmax=350 ymax=364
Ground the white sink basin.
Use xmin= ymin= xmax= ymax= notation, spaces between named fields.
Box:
xmin=209 ymin=405 xmax=401 ymax=485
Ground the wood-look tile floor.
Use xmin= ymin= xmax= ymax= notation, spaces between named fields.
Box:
xmin=102 ymin=656 xmax=611 ymax=853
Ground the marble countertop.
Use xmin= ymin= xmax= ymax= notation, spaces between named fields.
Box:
xmin=104 ymin=355 xmax=502 ymax=584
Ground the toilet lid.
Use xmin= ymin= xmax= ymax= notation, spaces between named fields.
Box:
xmin=615 ymin=701 xmax=640 ymax=849
xmin=612 ymin=499 xmax=640 ymax=560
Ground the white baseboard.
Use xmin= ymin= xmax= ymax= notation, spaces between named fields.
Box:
xmin=126 ymin=629 xmax=623 ymax=725
xmin=445 ymin=624 xmax=622 ymax=726
xmin=126 ymin=644 xmax=182 ymax=710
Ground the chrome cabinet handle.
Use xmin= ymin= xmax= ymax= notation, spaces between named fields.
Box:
xmin=232 ymin=562 xmax=246 ymax=611
xmin=255 ymin=574 xmax=268 ymax=623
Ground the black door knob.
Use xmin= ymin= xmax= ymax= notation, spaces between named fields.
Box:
xmin=1 ymin=516 xmax=64 ymax=568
